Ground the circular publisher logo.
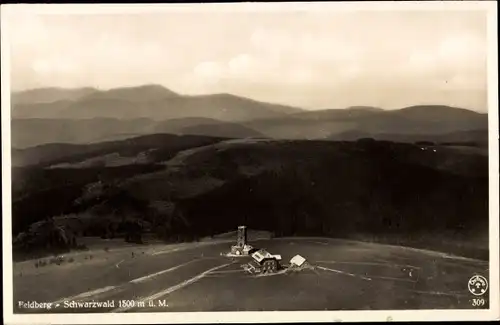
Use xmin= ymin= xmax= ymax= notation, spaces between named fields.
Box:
xmin=468 ymin=275 xmax=488 ymax=296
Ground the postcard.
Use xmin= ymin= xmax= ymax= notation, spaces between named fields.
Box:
xmin=2 ymin=2 xmax=498 ymax=324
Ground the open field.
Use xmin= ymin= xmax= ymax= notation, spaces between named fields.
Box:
xmin=13 ymin=237 xmax=490 ymax=313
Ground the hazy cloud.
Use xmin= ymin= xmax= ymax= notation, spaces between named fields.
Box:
xmin=5 ymin=6 xmax=489 ymax=111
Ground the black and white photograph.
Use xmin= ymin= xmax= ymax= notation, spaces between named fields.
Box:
xmin=2 ymin=2 xmax=499 ymax=324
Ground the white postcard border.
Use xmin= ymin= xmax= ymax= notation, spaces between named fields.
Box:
xmin=2 ymin=2 xmax=498 ymax=324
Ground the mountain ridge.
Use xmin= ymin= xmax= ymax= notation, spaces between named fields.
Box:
xmin=11 ymin=105 xmax=488 ymax=148
xmin=11 ymin=87 xmax=98 ymax=105
xmin=11 ymin=85 xmax=486 ymax=115
xmin=10 ymin=85 xmax=488 ymax=148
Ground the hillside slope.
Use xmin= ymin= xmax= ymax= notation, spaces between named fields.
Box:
xmin=11 ymin=117 xmax=266 ymax=149
xmin=11 ymin=86 xmax=487 ymax=148
xmin=329 ymin=129 xmax=489 ymax=147
xmin=12 ymin=137 xmax=488 ymax=250
xmin=153 ymin=117 xmax=266 ymax=138
xmin=246 ymin=105 xmax=488 ymax=139
xmin=12 ymin=133 xmax=227 ymax=167
xmin=11 ymin=86 xmax=303 ymax=120
xmin=11 ymin=118 xmax=157 ymax=149
xmin=11 ymin=87 xmax=98 ymax=105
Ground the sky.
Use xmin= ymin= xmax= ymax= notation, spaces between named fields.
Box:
xmin=5 ymin=5 xmax=490 ymax=111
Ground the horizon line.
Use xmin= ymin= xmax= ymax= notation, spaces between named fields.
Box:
xmin=10 ymin=83 xmax=488 ymax=114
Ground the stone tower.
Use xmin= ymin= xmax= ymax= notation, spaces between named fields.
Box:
xmin=237 ymin=225 xmax=247 ymax=247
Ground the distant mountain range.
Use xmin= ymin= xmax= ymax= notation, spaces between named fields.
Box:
xmin=10 ymin=85 xmax=488 ymax=148
xmin=11 ymin=87 xmax=98 ymax=105
xmin=11 ymin=84 xmax=302 ymax=120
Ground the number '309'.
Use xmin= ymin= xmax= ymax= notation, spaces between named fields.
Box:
xmin=472 ymin=298 xmax=485 ymax=307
